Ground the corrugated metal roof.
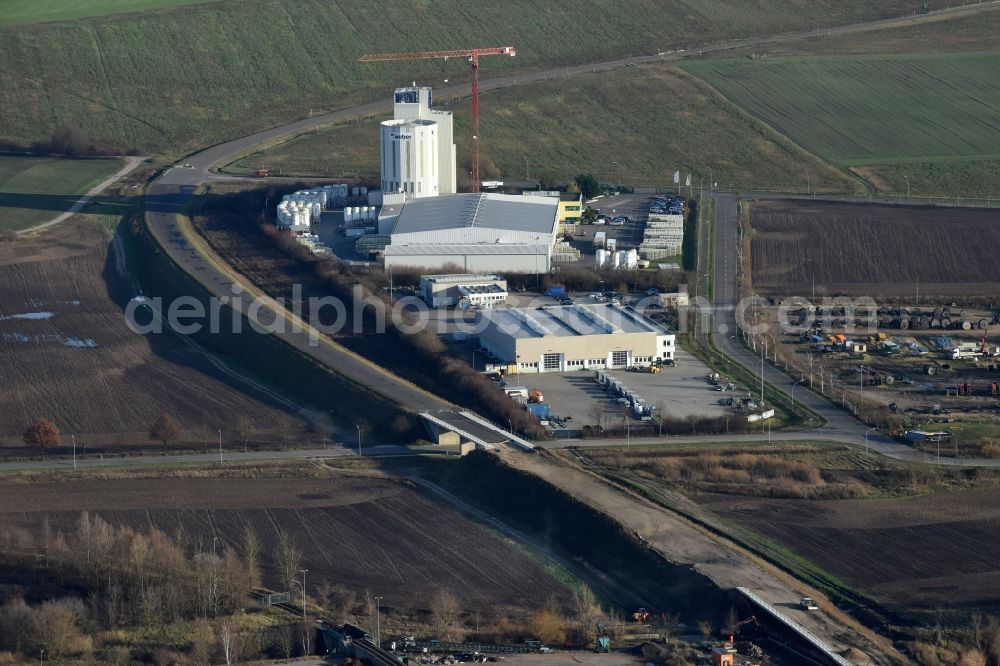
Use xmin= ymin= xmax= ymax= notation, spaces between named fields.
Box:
xmin=384 ymin=243 xmax=549 ymax=256
xmin=481 ymin=304 xmax=670 ymax=339
xmin=391 ymin=193 xmax=557 ymax=235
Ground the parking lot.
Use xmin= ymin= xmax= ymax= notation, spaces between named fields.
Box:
xmin=514 ymin=347 xmax=727 ymax=430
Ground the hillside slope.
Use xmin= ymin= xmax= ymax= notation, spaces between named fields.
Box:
xmin=0 ymin=0 xmax=916 ymax=155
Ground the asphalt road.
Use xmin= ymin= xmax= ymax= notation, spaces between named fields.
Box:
xmin=139 ymin=1 xmax=1000 ymax=464
xmin=708 ymin=192 xmax=1000 ymax=467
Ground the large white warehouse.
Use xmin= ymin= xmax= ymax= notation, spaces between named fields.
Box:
xmin=380 ymin=86 xmax=456 ymax=198
xmin=477 ymin=303 xmax=675 ymax=374
xmin=383 ymin=193 xmax=559 ymax=273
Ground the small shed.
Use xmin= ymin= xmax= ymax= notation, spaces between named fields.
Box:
xmin=711 ymin=647 xmax=735 ymax=666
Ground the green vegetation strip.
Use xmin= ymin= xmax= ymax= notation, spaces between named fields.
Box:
xmin=0 ymin=0 xmax=220 ymax=25
xmin=228 ymin=64 xmax=854 ymax=192
xmin=0 ymin=155 xmax=124 ymax=232
xmin=683 ymin=53 xmax=1000 ymax=166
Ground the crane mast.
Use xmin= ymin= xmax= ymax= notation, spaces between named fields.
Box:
xmin=358 ymin=46 xmax=516 ymax=193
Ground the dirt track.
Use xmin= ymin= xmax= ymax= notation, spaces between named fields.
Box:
xmin=0 ymin=219 xmax=304 ymax=450
xmin=750 ymin=200 xmax=1000 ymax=298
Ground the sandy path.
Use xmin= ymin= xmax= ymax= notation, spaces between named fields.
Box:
xmin=16 ymin=155 xmax=146 ymax=236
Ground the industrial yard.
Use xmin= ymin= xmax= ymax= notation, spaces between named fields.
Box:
xmin=6 ymin=1 xmax=1000 ymax=664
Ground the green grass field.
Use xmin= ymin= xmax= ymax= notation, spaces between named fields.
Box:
xmin=0 ymin=0 xmax=917 ymax=156
xmin=854 ymin=158 xmax=1000 ymax=199
xmin=227 ymin=64 xmax=856 ymax=192
xmin=0 ymin=155 xmax=124 ymax=232
xmin=0 ymin=0 xmax=219 ymax=26
xmin=718 ymin=6 xmax=1000 ymax=58
xmin=683 ymin=53 xmax=1000 ymax=166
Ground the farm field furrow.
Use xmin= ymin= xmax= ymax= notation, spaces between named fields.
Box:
xmin=698 ymin=489 xmax=1000 ymax=611
xmin=0 ymin=474 xmax=572 ymax=613
xmin=0 ymin=0 xmax=920 ymax=154
xmin=749 ymin=199 xmax=1000 ymax=298
xmin=227 ymin=65 xmax=855 ymax=192
xmin=0 ymin=0 xmax=221 ymax=26
xmin=683 ymin=53 xmax=1000 ymax=165
xmin=0 ymin=216 xmax=304 ymax=450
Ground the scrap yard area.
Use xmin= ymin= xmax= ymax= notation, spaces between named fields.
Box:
xmin=747 ymin=198 xmax=1000 ymax=457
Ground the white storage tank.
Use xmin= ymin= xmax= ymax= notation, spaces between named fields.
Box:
xmin=626 ymin=249 xmax=638 ymax=269
xmin=351 ymin=186 xmax=360 ymax=197
xmin=611 ymin=251 xmax=622 ymax=269
xmin=360 ymin=186 xmax=368 ymax=196
xmin=343 ymin=208 xmax=352 ymax=224
xmin=369 ymin=206 xmax=377 ymax=222
xmin=595 ymin=249 xmax=608 ymax=268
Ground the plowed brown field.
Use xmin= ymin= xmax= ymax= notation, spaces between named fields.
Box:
xmin=697 ymin=488 xmax=1000 ymax=611
xmin=750 ymin=200 xmax=1000 ymax=298
xmin=0 ymin=219 xmax=304 ymax=452
xmin=0 ymin=473 xmax=570 ymax=613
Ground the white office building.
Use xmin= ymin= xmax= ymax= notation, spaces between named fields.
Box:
xmin=380 ymin=86 xmax=456 ymax=198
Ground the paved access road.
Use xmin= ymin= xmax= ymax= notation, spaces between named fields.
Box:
xmin=141 ymin=0 xmax=1000 ymax=460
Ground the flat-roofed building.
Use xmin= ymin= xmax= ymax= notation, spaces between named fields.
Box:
xmin=420 ymin=273 xmax=508 ymax=308
xmin=476 ymin=303 xmax=675 ymax=373
xmin=384 ymin=193 xmax=558 ymax=273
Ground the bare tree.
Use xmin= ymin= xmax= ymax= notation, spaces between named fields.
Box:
xmin=149 ymin=413 xmax=180 ymax=449
xmin=276 ymin=529 xmax=301 ymax=593
xmin=234 ymin=417 xmax=255 ymax=452
xmin=318 ymin=582 xmax=353 ymax=622
xmin=218 ymin=617 xmax=238 ymax=665
xmin=273 ymin=623 xmax=295 ymax=658
xmin=241 ymin=524 xmax=261 ymax=589
xmin=698 ymin=620 xmax=713 ymax=641
xmin=23 ymin=418 xmax=60 ymax=458
xmin=299 ymin=620 xmax=311 ymax=656
xmin=655 ymin=611 xmax=681 ymax=643
xmin=430 ymin=590 xmax=462 ymax=639
xmin=571 ymin=586 xmax=603 ymax=636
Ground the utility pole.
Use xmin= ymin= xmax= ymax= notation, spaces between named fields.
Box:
xmin=72 ymin=434 xmax=77 ymax=470
xmin=218 ymin=429 xmax=222 ymax=464
xmin=356 ymin=424 xmax=362 ymax=458
xmin=300 ymin=569 xmax=308 ymax=620
xmin=523 ymin=155 xmax=530 ymax=181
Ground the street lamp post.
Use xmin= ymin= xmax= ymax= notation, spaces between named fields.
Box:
xmin=375 ymin=595 xmax=383 ymax=647
xmin=905 ymin=175 xmax=911 ymax=200
xmin=523 ymin=156 xmax=530 ymax=181
xmin=72 ymin=434 xmax=77 ymax=470
xmin=804 ymin=169 xmax=810 ymax=196
xmin=218 ymin=429 xmax=222 ymax=464
xmin=864 ymin=426 xmax=877 ymax=456
xmin=300 ymin=569 xmax=308 ymax=621
xmin=356 ymin=424 xmax=362 ymax=458
xmin=791 ymin=378 xmax=804 ymax=418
